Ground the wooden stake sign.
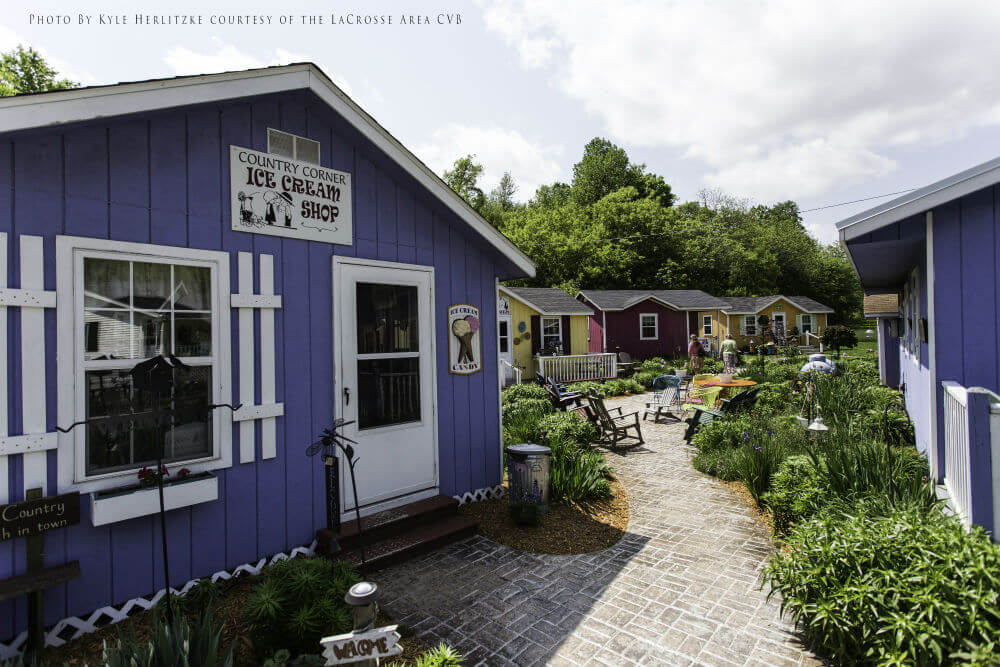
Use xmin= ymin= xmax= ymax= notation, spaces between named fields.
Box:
xmin=0 ymin=488 xmax=82 ymax=660
xmin=320 ymin=625 xmax=403 ymax=665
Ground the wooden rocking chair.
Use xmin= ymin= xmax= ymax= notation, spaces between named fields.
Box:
xmin=587 ymin=391 xmax=644 ymax=449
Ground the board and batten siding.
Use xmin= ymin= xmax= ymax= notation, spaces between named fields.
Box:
xmin=0 ymin=89 xmax=509 ymax=637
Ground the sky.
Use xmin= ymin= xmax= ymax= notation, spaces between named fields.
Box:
xmin=6 ymin=0 xmax=1000 ymax=243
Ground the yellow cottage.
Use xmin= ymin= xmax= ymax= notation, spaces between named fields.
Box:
xmin=497 ymin=286 xmax=594 ymax=382
xmin=695 ymin=296 xmax=834 ymax=351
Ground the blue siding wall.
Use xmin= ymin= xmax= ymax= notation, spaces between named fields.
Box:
xmin=0 ymin=90 xmax=510 ymax=638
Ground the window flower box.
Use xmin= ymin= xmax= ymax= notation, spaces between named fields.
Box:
xmin=90 ymin=472 xmax=218 ymax=526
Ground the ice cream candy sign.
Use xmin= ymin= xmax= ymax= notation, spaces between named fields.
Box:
xmin=230 ymin=146 xmax=353 ymax=245
xmin=448 ymin=304 xmax=482 ymax=374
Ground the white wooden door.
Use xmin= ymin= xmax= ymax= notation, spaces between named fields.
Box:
xmin=334 ymin=258 xmax=437 ymax=514
xmin=498 ymin=316 xmax=513 ymax=381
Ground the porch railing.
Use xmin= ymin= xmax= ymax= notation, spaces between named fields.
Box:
xmin=535 ymin=353 xmax=617 ymax=383
xmin=500 ymin=359 xmax=522 ymax=385
xmin=941 ymin=380 xmax=1000 ymax=538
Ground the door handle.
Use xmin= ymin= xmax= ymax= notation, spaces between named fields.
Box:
xmin=344 ymin=387 xmax=350 ymax=405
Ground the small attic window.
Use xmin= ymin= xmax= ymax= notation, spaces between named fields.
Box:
xmin=267 ymin=128 xmax=321 ymax=165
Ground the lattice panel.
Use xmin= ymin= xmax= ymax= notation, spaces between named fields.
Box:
xmin=0 ymin=541 xmax=317 ymax=659
xmin=454 ymin=485 xmax=506 ymax=505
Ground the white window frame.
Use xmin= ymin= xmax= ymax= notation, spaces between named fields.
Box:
xmin=772 ymin=312 xmax=785 ymax=332
xmin=798 ymin=314 xmax=811 ymax=334
xmin=639 ymin=313 xmax=658 ymax=340
xmin=702 ymin=314 xmax=713 ymax=336
xmin=56 ymin=236 xmax=233 ymax=494
xmin=541 ymin=316 xmax=562 ymax=349
xmin=743 ymin=315 xmax=757 ymax=336
xmin=904 ymin=267 xmax=921 ymax=361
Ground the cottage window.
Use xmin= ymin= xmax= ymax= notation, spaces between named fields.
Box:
xmin=541 ymin=316 xmax=562 ymax=350
xmin=59 ymin=237 xmax=232 ymax=491
xmin=639 ymin=313 xmax=658 ymax=340
xmin=799 ymin=314 xmax=812 ymax=333
xmin=743 ymin=315 xmax=757 ymax=336
xmin=702 ymin=315 xmax=713 ymax=336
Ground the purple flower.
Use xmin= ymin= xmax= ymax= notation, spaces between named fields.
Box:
xmin=742 ymin=432 xmax=750 ymax=441
xmin=753 ymin=443 xmax=762 ymax=451
xmin=768 ymin=430 xmax=775 ymax=437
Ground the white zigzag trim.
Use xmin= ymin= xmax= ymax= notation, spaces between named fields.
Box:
xmin=0 ymin=541 xmax=317 ymax=660
xmin=453 ymin=485 xmax=506 ymax=505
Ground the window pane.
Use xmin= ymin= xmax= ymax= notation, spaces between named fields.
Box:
xmin=174 ymin=265 xmax=211 ymax=311
xmin=498 ymin=321 xmax=509 ymax=353
xmin=358 ymin=357 xmax=420 ymax=429
xmin=84 ymin=310 xmax=135 ymax=360
xmin=84 ymin=258 xmax=130 ymax=308
xmin=133 ymin=311 xmax=172 ymax=358
xmin=356 ymin=283 xmax=418 ymax=354
xmin=543 ymin=319 xmax=560 ymax=334
xmin=132 ymin=262 xmax=173 ymax=311
xmin=174 ymin=313 xmax=212 ymax=356
xmin=85 ymin=367 xmax=213 ymax=475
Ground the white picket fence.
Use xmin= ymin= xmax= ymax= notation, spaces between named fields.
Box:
xmin=500 ymin=359 xmax=522 ymax=385
xmin=535 ymin=353 xmax=617 ymax=383
xmin=943 ymin=381 xmax=973 ymax=527
xmin=941 ymin=381 xmax=1000 ymax=537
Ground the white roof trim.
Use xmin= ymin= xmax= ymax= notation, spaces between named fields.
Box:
xmin=836 ymin=155 xmax=1000 ymax=242
xmin=0 ymin=63 xmax=536 ymax=277
xmin=498 ymin=286 xmax=593 ymax=316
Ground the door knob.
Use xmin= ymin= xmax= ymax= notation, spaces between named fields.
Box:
xmin=344 ymin=387 xmax=350 ymax=405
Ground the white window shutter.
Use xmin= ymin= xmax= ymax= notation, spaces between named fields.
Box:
xmin=796 ymin=315 xmax=803 ymax=331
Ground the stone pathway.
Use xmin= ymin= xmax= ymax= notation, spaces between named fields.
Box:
xmin=375 ymin=395 xmax=823 ymax=666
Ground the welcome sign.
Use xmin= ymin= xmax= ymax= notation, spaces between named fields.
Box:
xmin=230 ymin=146 xmax=353 ymax=245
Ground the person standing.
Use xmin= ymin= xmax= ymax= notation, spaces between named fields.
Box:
xmin=721 ymin=334 xmax=738 ymax=374
xmin=688 ymin=334 xmax=704 ymax=373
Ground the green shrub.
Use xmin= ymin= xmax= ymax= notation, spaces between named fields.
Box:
xmin=632 ymin=370 xmax=659 ymax=388
xmin=262 ymin=651 xmax=325 ymax=666
xmin=501 ymin=398 xmax=552 ymax=446
xmin=387 ymin=644 xmax=464 ymax=667
xmin=243 ymin=557 xmax=359 ymax=658
xmin=501 ymin=383 xmax=547 ymax=405
xmin=691 ymin=414 xmax=806 ymax=492
xmin=753 ymin=381 xmax=796 ymax=417
xmin=102 ymin=608 xmax=234 ymax=667
xmin=762 ymin=455 xmax=827 ymax=534
xmin=537 ymin=412 xmax=597 ymax=448
xmin=549 ymin=437 xmax=612 ymax=502
xmin=731 ymin=423 xmax=794 ymax=505
xmin=600 ymin=378 xmax=644 ymax=396
xmin=566 ymin=380 xmax=604 ymax=397
xmin=764 ymin=500 xmax=1000 ymax=665
xmin=701 ymin=357 xmax=724 ymax=373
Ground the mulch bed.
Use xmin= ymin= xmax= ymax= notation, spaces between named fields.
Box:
xmin=458 ymin=476 xmax=629 ymax=555
xmin=41 ymin=567 xmax=429 ymax=666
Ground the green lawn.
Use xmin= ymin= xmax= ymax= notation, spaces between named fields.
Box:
xmin=831 ymin=326 xmax=879 ymax=361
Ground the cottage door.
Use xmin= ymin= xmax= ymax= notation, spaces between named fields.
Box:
xmin=334 ymin=259 xmax=437 ymax=515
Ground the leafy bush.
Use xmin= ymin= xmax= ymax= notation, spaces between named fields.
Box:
xmin=632 ymin=370 xmax=659 ymax=388
xmin=501 ymin=383 xmax=547 ymax=405
xmin=762 ymin=455 xmax=828 ymax=534
xmin=387 ymin=644 xmax=464 ymax=667
xmin=537 ymin=412 xmax=597 ymax=448
xmin=261 ymin=651 xmax=325 ymax=666
xmin=501 ymin=398 xmax=552 ymax=445
xmin=102 ymin=608 xmax=234 ymax=667
xmin=764 ymin=500 xmax=1000 ymax=665
xmin=600 ymin=378 xmax=644 ymax=396
xmin=753 ymin=381 xmax=796 ymax=417
xmin=691 ymin=414 xmax=806 ymax=492
xmin=549 ymin=436 xmax=612 ymax=502
xmin=566 ymin=380 xmax=604 ymax=396
xmin=701 ymin=357 xmax=724 ymax=373
xmin=243 ymin=557 xmax=359 ymax=658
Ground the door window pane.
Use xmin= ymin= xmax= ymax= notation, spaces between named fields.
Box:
xmin=357 ymin=357 xmax=421 ymax=429
xmin=84 ymin=367 xmax=213 ymax=475
xmin=498 ymin=321 xmax=509 ymax=354
xmin=356 ymin=283 xmax=418 ymax=354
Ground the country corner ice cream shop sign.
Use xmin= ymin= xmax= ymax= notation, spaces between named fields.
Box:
xmin=230 ymin=146 xmax=353 ymax=245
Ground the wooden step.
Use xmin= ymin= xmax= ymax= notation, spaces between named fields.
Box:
xmin=340 ymin=514 xmax=478 ymax=571
xmin=316 ymin=494 xmax=460 ymax=556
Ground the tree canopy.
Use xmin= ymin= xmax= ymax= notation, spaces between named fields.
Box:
xmin=0 ymin=45 xmax=76 ymax=96
xmin=441 ymin=138 xmax=863 ymax=322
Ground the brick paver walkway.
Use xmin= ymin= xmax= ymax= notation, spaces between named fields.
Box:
xmin=375 ymin=395 xmax=823 ymax=666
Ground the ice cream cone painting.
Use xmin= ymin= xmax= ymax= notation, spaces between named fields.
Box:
xmin=448 ymin=304 xmax=482 ymax=374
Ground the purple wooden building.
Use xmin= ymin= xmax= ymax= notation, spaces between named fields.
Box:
xmin=839 ymin=157 xmax=1000 ymax=538
xmin=0 ymin=63 xmax=535 ymax=653
xmin=577 ymin=290 xmax=728 ymax=359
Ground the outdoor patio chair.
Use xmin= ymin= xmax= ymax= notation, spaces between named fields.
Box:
xmin=644 ymin=375 xmax=682 ymax=423
xmin=544 ymin=377 xmax=584 ymax=411
xmin=587 ymin=391 xmax=644 ymax=449
xmin=683 ymin=386 xmax=763 ymax=442
xmin=617 ymin=351 xmax=635 ymax=376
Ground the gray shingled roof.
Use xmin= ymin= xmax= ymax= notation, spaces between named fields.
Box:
xmin=718 ymin=295 xmax=834 ymax=314
xmin=577 ymin=290 xmax=728 ymax=311
xmin=502 ymin=287 xmax=594 ymax=315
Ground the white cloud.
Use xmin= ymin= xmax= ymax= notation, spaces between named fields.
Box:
xmin=483 ymin=0 xmax=1000 ymax=200
xmin=163 ymin=39 xmax=356 ymax=98
xmin=413 ymin=124 xmax=563 ymax=199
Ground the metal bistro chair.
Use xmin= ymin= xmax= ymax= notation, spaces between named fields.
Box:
xmin=643 ymin=374 xmax=683 ymax=423
xmin=587 ymin=390 xmax=644 ymax=449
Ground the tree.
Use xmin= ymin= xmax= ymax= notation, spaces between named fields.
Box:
xmin=489 ymin=172 xmax=517 ymax=210
xmin=0 ymin=45 xmax=76 ymax=96
xmin=571 ymin=138 xmax=636 ymax=205
xmin=443 ymin=155 xmax=486 ymax=211
xmin=822 ymin=325 xmax=858 ymax=358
